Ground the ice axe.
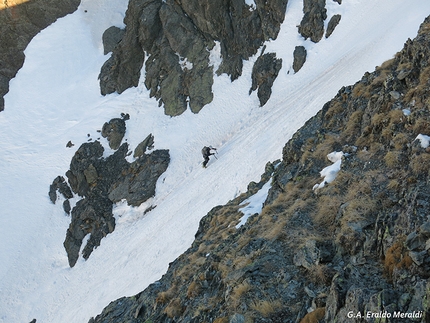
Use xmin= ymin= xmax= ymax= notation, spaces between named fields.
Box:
xmin=210 ymin=147 xmax=218 ymax=159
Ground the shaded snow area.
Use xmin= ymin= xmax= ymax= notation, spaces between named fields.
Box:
xmin=313 ymin=151 xmax=344 ymax=190
xmin=236 ymin=180 xmax=272 ymax=229
xmin=415 ymin=134 xmax=430 ymax=148
xmin=1 ymin=0 xmax=430 ymax=322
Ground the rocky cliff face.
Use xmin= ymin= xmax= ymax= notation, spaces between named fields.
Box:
xmin=89 ymin=16 xmax=430 ymax=323
xmin=0 ymin=0 xmax=80 ymax=111
xmin=99 ymin=0 xmax=343 ymax=115
xmin=99 ymin=0 xmax=289 ymax=115
xmin=0 ymin=0 xmax=342 ymax=113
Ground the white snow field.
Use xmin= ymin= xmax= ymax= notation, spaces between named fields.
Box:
xmin=1 ymin=0 xmax=429 ymax=322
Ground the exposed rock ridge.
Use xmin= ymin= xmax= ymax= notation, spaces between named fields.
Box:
xmin=0 ymin=0 xmax=81 ymax=111
xmin=99 ymin=0 xmax=288 ymax=116
xmin=90 ymin=16 xmax=430 ymax=323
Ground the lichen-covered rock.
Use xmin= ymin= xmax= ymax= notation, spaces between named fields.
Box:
xmin=298 ymin=0 xmax=327 ymax=43
xmin=53 ymin=118 xmax=170 ymax=267
xmin=133 ymin=133 xmax=154 ymax=158
xmin=249 ymin=52 xmax=282 ymax=106
xmin=294 ymin=239 xmax=335 ymax=270
xmin=49 ymin=175 xmax=73 ymax=203
xmin=229 ymin=313 xmax=245 ymax=323
xmin=325 ymin=273 xmax=347 ymax=321
xmin=293 ymin=45 xmax=307 ymax=73
xmin=108 ymin=149 xmax=170 ymax=207
xmin=99 ymin=0 xmax=288 ymax=115
xmin=64 ymin=196 xmax=114 ymax=267
xmin=101 ymin=118 xmax=126 ymax=150
xmin=326 ymin=14 xmax=341 ymax=38
xmin=102 ymin=26 xmax=125 ymax=55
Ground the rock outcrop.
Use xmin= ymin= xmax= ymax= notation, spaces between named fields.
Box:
xmin=326 ymin=14 xmax=341 ymax=38
xmin=298 ymin=0 xmax=327 ymax=43
xmin=249 ymin=51 xmax=282 ymax=106
xmin=133 ymin=134 xmax=154 ymax=158
xmin=0 ymin=0 xmax=80 ymax=111
xmin=99 ymin=0 xmax=289 ymax=115
xmin=49 ymin=176 xmax=73 ymax=204
xmin=102 ymin=26 xmax=125 ymax=55
xmin=293 ymin=45 xmax=307 ymax=73
xmin=50 ymin=116 xmax=170 ymax=267
xmin=101 ymin=117 xmax=127 ymax=150
xmin=294 ymin=0 xmax=340 ymax=72
xmin=90 ymin=16 xmax=430 ymax=323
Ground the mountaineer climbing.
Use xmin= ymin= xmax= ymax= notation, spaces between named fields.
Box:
xmin=202 ymin=146 xmax=217 ymax=168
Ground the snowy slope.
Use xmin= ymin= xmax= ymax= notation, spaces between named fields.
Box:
xmin=1 ymin=0 xmax=429 ymax=322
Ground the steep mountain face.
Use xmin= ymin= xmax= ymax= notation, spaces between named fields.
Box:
xmin=90 ymin=16 xmax=430 ymax=323
xmin=0 ymin=0 xmax=80 ymax=111
xmin=98 ymin=0 xmax=343 ymax=115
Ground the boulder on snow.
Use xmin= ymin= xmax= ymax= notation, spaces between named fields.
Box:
xmin=249 ymin=52 xmax=282 ymax=106
xmin=66 ymin=141 xmax=105 ymax=197
xmin=293 ymin=46 xmax=307 ymax=73
xmin=63 ymin=199 xmax=71 ymax=215
xmin=326 ymin=14 xmax=341 ymax=38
